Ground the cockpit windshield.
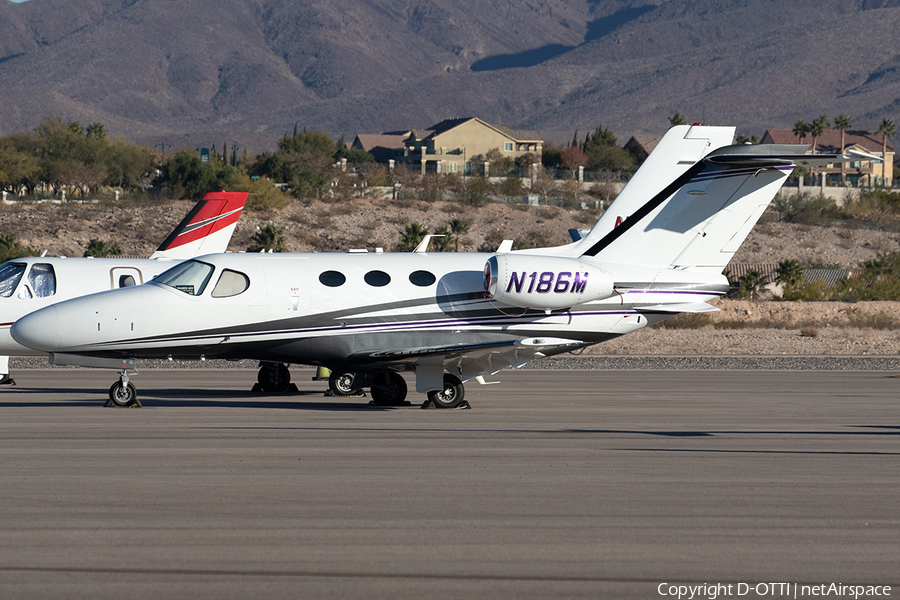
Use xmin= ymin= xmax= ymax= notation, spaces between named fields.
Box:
xmin=0 ymin=262 xmax=26 ymax=298
xmin=155 ymin=260 xmax=214 ymax=296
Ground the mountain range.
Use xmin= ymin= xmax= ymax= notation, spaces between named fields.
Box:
xmin=1 ymin=0 xmax=899 ymax=152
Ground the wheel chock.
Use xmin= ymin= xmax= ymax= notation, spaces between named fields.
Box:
xmin=103 ymin=398 xmax=142 ymax=408
xmin=420 ymin=400 xmax=471 ymax=409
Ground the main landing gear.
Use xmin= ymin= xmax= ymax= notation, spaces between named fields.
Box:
xmin=254 ymin=363 xmax=470 ymax=408
xmin=255 ymin=362 xmax=296 ymax=394
xmin=323 ymin=369 xmax=468 ymax=409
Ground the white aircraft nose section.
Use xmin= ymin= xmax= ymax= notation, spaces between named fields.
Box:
xmin=11 ymin=305 xmax=59 ymax=352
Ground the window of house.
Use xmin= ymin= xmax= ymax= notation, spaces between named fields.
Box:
xmin=409 ymin=270 xmax=436 ymax=287
xmin=504 ymin=143 xmax=513 ymax=151
xmin=449 ymin=162 xmax=457 ymax=173
xmin=364 ymin=270 xmax=391 ymax=287
xmin=319 ymin=271 xmax=346 ymax=287
xmin=211 ymin=269 xmax=250 ymax=298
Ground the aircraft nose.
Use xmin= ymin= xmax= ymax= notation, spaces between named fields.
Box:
xmin=11 ymin=305 xmax=59 ymax=352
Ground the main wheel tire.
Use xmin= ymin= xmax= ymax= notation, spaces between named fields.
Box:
xmin=328 ymin=371 xmax=359 ymax=396
xmin=109 ymin=381 xmax=137 ymax=406
xmin=427 ymin=374 xmax=465 ymax=408
xmin=257 ymin=363 xmax=291 ymax=393
xmin=369 ymin=371 xmax=408 ymax=406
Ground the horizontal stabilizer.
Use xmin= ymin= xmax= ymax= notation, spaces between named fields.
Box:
xmin=641 ymin=302 xmax=719 ymax=314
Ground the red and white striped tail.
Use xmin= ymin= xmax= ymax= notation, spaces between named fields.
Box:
xmin=150 ymin=191 xmax=248 ymax=260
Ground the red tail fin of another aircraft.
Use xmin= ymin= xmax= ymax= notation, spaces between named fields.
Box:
xmin=150 ymin=191 xmax=248 ymax=260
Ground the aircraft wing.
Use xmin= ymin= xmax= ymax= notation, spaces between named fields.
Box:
xmin=348 ymin=336 xmax=586 ymax=384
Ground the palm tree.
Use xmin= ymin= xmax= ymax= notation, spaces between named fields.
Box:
xmin=810 ymin=114 xmax=829 ymax=154
xmin=833 ymin=114 xmax=852 ymax=185
xmin=431 ymin=226 xmax=453 ymax=252
xmin=877 ymin=118 xmax=896 ymax=186
xmin=668 ymin=112 xmax=687 ymax=127
xmin=398 ymin=222 xmax=428 ymax=252
xmin=793 ymin=120 xmax=810 ymax=146
xmin=247 ymin=224 xmax=287 ymax=252
xmin=775 ymin=259 xmax=804 ymax=287
xmin=449 ymin=218 xmax=470 ymax=252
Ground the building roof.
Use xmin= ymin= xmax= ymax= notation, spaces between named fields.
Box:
xmin=624 ymin=134 xmax=663 ymax=161
xmin=762 ymin=129 xmax=894 ymax=154
xmin=352 ymin=133 xmax=409 ymax=162
xmin=411 ymin=117 xmax=542 ymax=143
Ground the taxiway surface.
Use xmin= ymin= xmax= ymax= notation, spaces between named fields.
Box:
xmin=0 ymin=368 xmax=897 ymax=599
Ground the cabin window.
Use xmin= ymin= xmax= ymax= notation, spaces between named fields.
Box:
xmin=409 ymin=270 xmax=436 ymax=287
xmin=211 ymin=269 xmax=250 ymax=298
xmin=364 ymin=270 xmax=390 ymax=287
xmin=119 ymin=275 xmax=136 ymax=288
xmin=155 ymin=260 xmax=214 ymax=296
xmin=0 ymin=262 xmax=26 ymax=298
xmin=27 ymin=263 xmax=56 ymax=298
xmin=319 ymin=271 xmax=346 ymax=287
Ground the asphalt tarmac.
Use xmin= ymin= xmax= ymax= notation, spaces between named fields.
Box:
xmin=0 ymin=368 xmax=898 ymax=600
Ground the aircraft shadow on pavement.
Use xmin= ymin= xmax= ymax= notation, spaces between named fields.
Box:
xmin=0 ymin=385 xmax=400 ymax=411
xmin=135 ymin=387 xmax=399 ymax=411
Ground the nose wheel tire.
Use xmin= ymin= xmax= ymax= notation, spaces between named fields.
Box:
xmin=258 ymin=363 xmax=291 ymax=393
xmin=109 ymin=381 xmax=138 ymax=407
xmin=427 ymin=374 xmax=465 ymax=409
xmin=369 ymin=371 xmax=408 ymax=406
xmin=328 ymin=371 xmax=360 ymax=396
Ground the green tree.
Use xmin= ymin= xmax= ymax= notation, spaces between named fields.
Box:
xmin=668 ymin=113 xmax=688 ymax=127
xmin=0 ymin=234 xmax=37 ymax=262
xmin=810 ymin=114 xmax=829 ymax=154
xmin=398 ymin=222 xmax=428 ymax=252
xmin=792 ymin=120 xmax=810 ymax=145
xmin=247 ymin=224 xmax=287 ymax=252
xmin=737 ymin=268 xmax=767 ymax=300
xmin=164 ymin=149 xmax=219 ymax=199
xmin=581 ymin=126 xmax=633 ymax=172
xmin=449 ymin=218 xmax=470 ymax=252
xmin=85 ymin=123 xmax=107 ymax=140
xmin=431 ymin=226 xmax=453 ymax=252
xmin=84 ymin=238 xmax=123 ymax=258
xmin=833 ymin=114 xmax=852 ymax=185
xmin=877 ymin=118 xmax=896 ymax=185
xmin=775 ymin=259 xmax=804 ymax=287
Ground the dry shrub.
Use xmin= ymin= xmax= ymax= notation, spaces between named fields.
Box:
xmin=845 ymin=308 xmax=900 ymax=330
xmin=653 ymin=313 xmax=713 ymax=329
xmin=800 ymin=326 xmax=819 ymax=338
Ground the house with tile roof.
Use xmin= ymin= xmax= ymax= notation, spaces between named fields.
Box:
xmin=350 ymin=132 xmax=411 ymax=163
xmin=761 ymin=129 xmax=894 ymax=186
xmin=398 ymin=117 xmax=542 ymax=175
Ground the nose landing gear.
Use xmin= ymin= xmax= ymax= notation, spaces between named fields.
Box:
xmin=107 ymin=368 xmax=141 ymax=407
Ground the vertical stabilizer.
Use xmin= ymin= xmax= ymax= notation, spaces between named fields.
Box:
xmin=568 ymin=125 xmax=735 ymax=257
xmin=579 ymin=144 xmax=857 ymax=272
xmin=150 ymin=191 xmax=248 ymax=260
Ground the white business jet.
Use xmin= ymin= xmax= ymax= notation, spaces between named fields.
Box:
xmin=11 ymin=126 xmax=874 ymax=408
xmin=0 ymin=190 xmax=247 ymax=383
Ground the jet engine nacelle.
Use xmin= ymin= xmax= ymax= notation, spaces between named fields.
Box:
xmin=483 ymin=255 xmax=614 ymax=310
